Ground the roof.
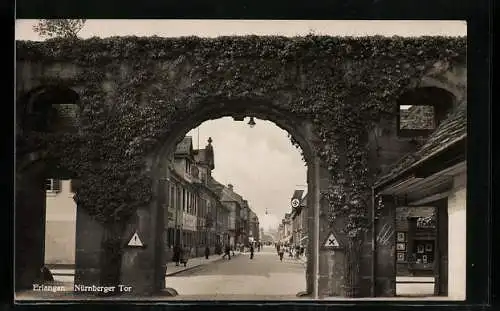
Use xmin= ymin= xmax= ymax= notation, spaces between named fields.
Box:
xmin=291 ymin=190 xmax=304 ymax=201
xmin=194 ymin=149 xmax=207 ymax=163
xmin=175 ymin=136 xmax=193 ymax=156
xmin=207 ymin=176 xmax=228 ymax=199
xmin=219 ymin=185 xmax=245 ymax=205
xmin=375 ymin=100 xmax=466 ymax=188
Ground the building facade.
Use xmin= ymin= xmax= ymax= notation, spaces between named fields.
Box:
xmin=374 ymin=99 xmax=467 ymax=298
xmin=278 ymin=223 xmax=285 ymax=242
xmin=44 ymin=179 xmax=76 ymax=266
xmin=217 ymin=184 xmax=246 ymax=247
xmin=248 ymin=210 xmax=259 ymax=243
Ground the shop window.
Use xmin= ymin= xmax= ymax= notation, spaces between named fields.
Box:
xmin=410 ymin=240 xmax=435 ymax=264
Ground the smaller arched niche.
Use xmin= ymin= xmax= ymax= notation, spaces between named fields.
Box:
xmin=396 ymin=86 xmax=456 ymax=138
xmin=18 ymin=85 xmax=80 ymax=134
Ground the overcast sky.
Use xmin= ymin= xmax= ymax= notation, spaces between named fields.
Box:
xmin=15 ymin=20 xmax=466 ymax=232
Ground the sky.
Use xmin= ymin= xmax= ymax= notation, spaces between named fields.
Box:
xmin=15 ymin=20 xmax=466 ymax=232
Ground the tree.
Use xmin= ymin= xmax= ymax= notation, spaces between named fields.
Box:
xmin=33 ymin=19 xmax=86 ymax=39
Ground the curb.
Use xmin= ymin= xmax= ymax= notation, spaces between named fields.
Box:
xmin=165 ymin=253 xmax=240 ymax=276
xmin=50 ymin=254 xmax=242 ymax=278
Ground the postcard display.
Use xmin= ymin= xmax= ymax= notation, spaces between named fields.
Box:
xmin=395 ymin=212 xmax=437 ymax=276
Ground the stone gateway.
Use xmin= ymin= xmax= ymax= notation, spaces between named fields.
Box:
xmin=15 ymin=35 xmax=466 ymax=298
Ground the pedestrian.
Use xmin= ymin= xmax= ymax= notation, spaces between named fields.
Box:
xmin=222 ymin=244 xmax=231 ymax=260
xmin=173 ymin=244 xmax=181 ymax=266
xmin=278 ymin=247 xmax=284 ymax=262
xmin=250 ymin=244 xmax=254 ymax=259
xmin=180 ymin=246 xmax=189 ymax=267
xmin=205 ymin=245 xmax=210 ymax=259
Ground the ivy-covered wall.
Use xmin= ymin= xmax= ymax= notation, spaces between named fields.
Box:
xmin=16 ymin=35 xmax=466 ymax=240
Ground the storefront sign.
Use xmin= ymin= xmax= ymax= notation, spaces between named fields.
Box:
xmin=183 ymin=213 xmax=197 ymax=231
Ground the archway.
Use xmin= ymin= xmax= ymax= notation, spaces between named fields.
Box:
xmin=15 ymin=85 xmax=80 ymax=291
xmin=15 ymin=35 xmax=467 ymax=300
xmin=111 ymin=100 xmax=324 ymax=298
xmin=140 ymin=115 xmax=310 ymax=298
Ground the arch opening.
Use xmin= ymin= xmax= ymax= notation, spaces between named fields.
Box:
xmin=397 ymin=86 xmax=456 ymax=138
xmin=142 ymin=100 xmax=318 ymax=298
xmin=15 ymin=85 xmax=81 ymax=291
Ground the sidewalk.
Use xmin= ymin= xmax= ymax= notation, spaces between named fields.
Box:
xmin=165 ymin=251 xmax=241 ymax=276
xmin=294 ymin=256 xmax=307 ymax=266
xmin=47 ymin=251 xmax=242 ymax=281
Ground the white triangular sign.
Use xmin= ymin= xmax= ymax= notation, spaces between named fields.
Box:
xmin=324 ymin=233 xmax=340 ymax=247
xmin=127 ymin=232 xmax=144 ymax=247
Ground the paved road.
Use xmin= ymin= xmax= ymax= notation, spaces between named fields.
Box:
xmin=165 ymin=245 xmax=306 ymax=299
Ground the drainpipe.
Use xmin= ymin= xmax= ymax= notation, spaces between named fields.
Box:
xmin=371 ymin=186 xmax=376 ymax=297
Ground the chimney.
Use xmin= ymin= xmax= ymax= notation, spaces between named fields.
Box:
xmin=228 ymin=184 xmax=233 ymax=191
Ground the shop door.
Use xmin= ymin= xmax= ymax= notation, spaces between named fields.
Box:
xmin=435 ymin=199 xmax=449 ymax=296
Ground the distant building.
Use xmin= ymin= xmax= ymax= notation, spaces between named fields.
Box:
xmin=218 ymin=183 xmax=245 ymax=247
xmin=165 ymin=136 xmax=231 ymax=258
xmin=44 ymin=179 xmax=76 ymax=266
xmin=248 ymin=209 xmax=259 ymax=243
xmin=291 ymin=189 xmax=308 ymax=247
xmin=278 ymin=223 xmax=285 ymax=242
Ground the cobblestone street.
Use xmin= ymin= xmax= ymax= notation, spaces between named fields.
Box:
xmin=165 ymin=245 xmax=306 ymax=298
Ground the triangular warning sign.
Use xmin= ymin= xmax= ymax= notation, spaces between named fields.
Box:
xmin=127 ymin=232 xmax=144 ymax=247
xmin=324 ymin=232 xmax=340 ymax=248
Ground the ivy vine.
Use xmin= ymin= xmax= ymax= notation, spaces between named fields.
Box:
xmin=16 ymin=35 xmax=466 ymax=236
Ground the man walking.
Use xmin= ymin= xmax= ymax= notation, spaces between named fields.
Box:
xmin=205 ymin=245 xmax=210 ymax=259
xmin=250 ymin=243 xmax=255 ymax=259
xmin=173 ymin=244 xmax=181 ymax=266
xmin=278 ymin=246 xmax=284 ymax=262
xmin=222 ymin=244 xmax=231 ymax=260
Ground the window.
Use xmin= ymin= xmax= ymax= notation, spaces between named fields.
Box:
xmin=170 ymin=186 xmax=174 ymax=208
xmin=399 ymin=105 xmax=436 ymax=130
xmin=45 ymin=179 xmax=61 ymax=192
xmin=411 ymin=240 xmax=435 ymax=264
xmin=397 ymin=87 xmax=455 ymax=137
xmin=168 ymin=228 xmax=175 ymax=247
xmin=182 ymin=189 xmax=186 ymax=212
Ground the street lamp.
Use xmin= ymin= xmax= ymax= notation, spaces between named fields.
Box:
xmin=247 ymin=117 xmax=256 ymax=128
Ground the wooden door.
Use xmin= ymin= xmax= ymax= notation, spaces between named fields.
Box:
xmin=434 ymin=199 xmax=448 ymax=296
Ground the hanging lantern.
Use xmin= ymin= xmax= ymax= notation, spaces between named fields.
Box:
xmin=248 ymin=117 xmax=256 ymax=128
